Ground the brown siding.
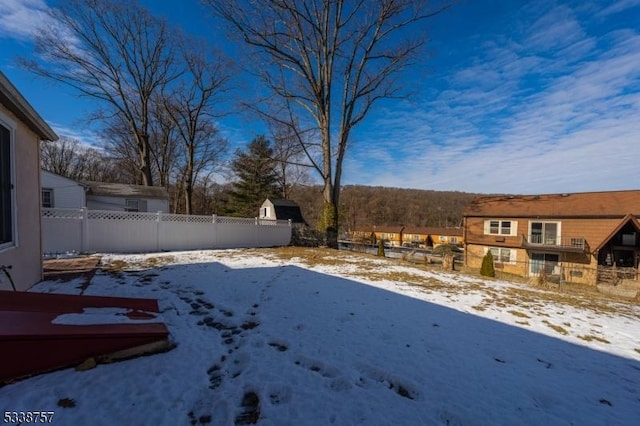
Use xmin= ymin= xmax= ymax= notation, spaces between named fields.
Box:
xmin=465 ymin=217 xmax=521 ymax=248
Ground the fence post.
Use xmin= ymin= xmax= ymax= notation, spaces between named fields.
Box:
xmin=81 ymin=207 xmax=88 ymax=253
xmin=212 ymin=215 xmax=217 ymax=248
xmin=255 ymin=217 xmax=259 ymax=247
xmin=156 ymin=211 xmax=162 ymax=252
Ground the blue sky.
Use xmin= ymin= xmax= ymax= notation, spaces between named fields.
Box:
xmin=1 ymin=0 xmax=640 ymax=195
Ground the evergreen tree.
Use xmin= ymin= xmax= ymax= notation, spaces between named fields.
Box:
xmin=228 ymin=135 xmax=279 ymax=217
xmin=480 ymin=250 xmax=496 ymax=278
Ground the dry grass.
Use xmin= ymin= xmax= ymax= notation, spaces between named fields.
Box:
xmin=508 ymin=310 xmax=530 ymax=319
xmin=542 ymin=320 xmax=569 ymax=335
xmin=578 ymin=335 xmax=611 ymax=344
xmin=254 ymin=247 xmax=640 ymax=319
xmin=101 ymin=255 xmax=177 ymax=272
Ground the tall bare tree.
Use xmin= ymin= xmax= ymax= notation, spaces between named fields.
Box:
xmin=41 ymin=136 xmax=121 ymax=182
xmin=162 ymin=44 xmax=231 ymax=214
xmin=207 ymin=0 xmax=448 ymax=247
xmin=21 ymin=0 xmax=180 ymax=186
xmin=40 ymin=136 xmax=86 ymax=180
xmin=268 ymin=120 xmax=311 ymax=199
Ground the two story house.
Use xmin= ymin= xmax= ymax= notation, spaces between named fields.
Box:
xmin=463 ymin=190 xmax=640 ymax=285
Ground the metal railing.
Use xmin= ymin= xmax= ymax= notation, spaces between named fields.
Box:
xmin=521 ymin=234 xmax=587 ymax=251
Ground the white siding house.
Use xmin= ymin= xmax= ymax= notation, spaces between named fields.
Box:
xmin=84 ymin=181 xmax=169 ymax=213
xmin=40 ymin=170 xmax=86 ymax=209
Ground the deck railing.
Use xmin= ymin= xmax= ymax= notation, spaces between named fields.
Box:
xmin=521 ymin=234 xmax=587 ymax=252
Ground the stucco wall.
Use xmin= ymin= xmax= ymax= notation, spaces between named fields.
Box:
xmin=0 ymin=104 xmax=42 ymax=291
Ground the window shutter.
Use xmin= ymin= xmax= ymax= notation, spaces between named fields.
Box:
xmin=140 ymin=199 xmax=148 ymax=212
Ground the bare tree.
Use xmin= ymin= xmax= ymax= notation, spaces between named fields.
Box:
xmin=148 ymin=99 xmax=181 ymax=189
xmin=268 ymin=120 xmax=311 ymax=199
xmin=162 ymin=44 xmax=231 ymax=214
xmin=41 ymin=136 xmax=122 ymax=182
xmin=207 ymin=0 xmax=449 ymax=247
xmin=40 ymin=136 xmax=86 ymax=179
xmin=21 ymin=0 xmax=180 ymax=186
xmin=100 ymin=118 xmax=146 ymax=184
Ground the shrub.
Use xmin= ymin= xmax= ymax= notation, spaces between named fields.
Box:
xmin=377 ymin=239 xmax=385 ymax=257
xmin=480 ymin=250 xmax=496 ymax=277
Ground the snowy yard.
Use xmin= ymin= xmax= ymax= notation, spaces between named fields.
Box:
xmin=2 ymin=247 xmax=640 ymax=425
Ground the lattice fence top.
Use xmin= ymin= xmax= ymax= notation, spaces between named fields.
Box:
xmin=42 ymin=208 xmax=84 ymax=219
xmin=41 ymin=208 xmax=290 ymax=227
xmin=216 ymin=216 xmax=257 ymax=225
xmin=87 ymin=210 xmax=158 ymax=221
xmin=161 ymin=213 xmax=213 ymax=223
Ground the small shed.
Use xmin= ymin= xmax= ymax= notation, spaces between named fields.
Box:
xmin=84 ymin=181 xmax=170 ymax=213
xmin=259 ymin=198 xmax=306 ymax=224
xmin=40 ymin=170 xmax=86 ymax=209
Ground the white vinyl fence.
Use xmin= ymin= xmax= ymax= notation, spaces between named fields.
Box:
xmin=42 ymin=208 xmax=292 ymax=254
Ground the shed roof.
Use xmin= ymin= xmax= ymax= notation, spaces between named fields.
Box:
xmin=84 ymin=181 xmax=169 ymax=200
xmin=0 ymin=71 xmax=58 ymax=141
xmin=464 ymin=190 xmax=640 ymax=218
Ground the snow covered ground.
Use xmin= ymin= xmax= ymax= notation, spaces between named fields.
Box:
xmin=2 ymin=248 xmax=639 ymax=425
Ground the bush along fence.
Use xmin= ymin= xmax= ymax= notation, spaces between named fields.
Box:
xmin=42 ymin=208 xmax=292 ymax=255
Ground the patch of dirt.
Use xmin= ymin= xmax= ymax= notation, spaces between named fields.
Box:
xmin=43 ymin=257 xmax=101 ymax=287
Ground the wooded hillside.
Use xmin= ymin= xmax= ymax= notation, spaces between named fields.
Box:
xmin=287 ymin=185 xmax=481 ymax=231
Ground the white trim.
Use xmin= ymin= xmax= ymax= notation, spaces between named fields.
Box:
xmin=0 ymin=109 xmax=17 ymax=251
xmin=528 ymin=220 xmax=561 ymax=245
xmin=484 ymin=246 xmax=516 ymax=264
xmin=528 ymin=251 xmax=560 ymax=276
xmin=484 ymin=219 xmax=517 ymax=236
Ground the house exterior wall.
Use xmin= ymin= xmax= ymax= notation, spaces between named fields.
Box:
xmin=431 ymin=233 xmax=464 ymax=246
xmin=40 ymin=170 xmax=85 ymax=208
xmin=0 ymin=104 xmax=42 ymax=291
xmin=465 ymin=215 xmax=610 ymax=285
xmin=86 ymin=195 xmax=169 ymax=213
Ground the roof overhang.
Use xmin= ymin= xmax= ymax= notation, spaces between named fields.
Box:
xmin=593 ymin=214 xmax=640 ymax=253
xmin=0 ymin=72 xmax=58 ymax=141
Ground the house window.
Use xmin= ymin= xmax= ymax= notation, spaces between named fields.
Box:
xmin=622 ymin=233 xmax=636 ymax=246
xmin=485 ymin=220 xmax=516 ymax=236
xmin=529 ymin=221 xmax=560 ymax=245
xmin=530 ymin=252 xmax=560 ymax=276
xmin=0 ymin=119 xmax=14 ymax=248
xmin=42 ymin=188 xmax=53 ymax=208
xmin=450 ymin=236 xmax=458 ymax=244
xmin=125 ymin=199 xmax=140 ymax=212
xmin=488 ymin=247 xmax=515 ymax=264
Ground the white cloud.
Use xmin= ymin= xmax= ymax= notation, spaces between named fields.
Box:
xmin=0 ymin=0 xmax=52 ymax=41
xmin=343 ymin=4 xmax=640 ymax=195
xmin=598 ymin=0 xmax=640 ymax=16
